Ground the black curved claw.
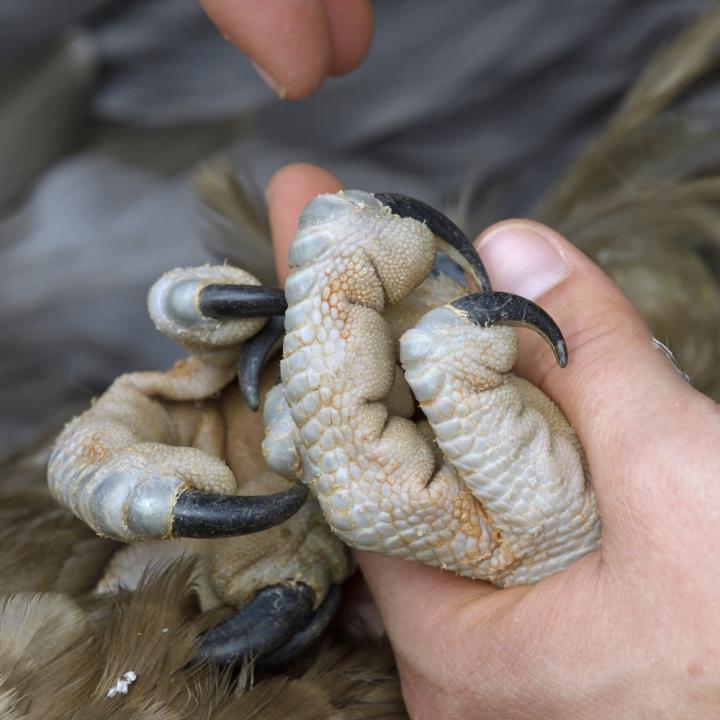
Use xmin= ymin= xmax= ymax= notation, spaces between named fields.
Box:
xmin=256 ymin=584 xmax=342 ymax=673
xmin=452 ymin=291 xmax=568 ymax=367
xmin=194 ymin=584 xmax=315 ymax=666
xmin=238 ymin=315 xmax=285 ymax=411
xmin=198 ymin=283 xmax=287 ymax=319
xmin=193 ymin=583 xmax=340 ymax=671
xmin=374 ymin=192 xmax=492 ymax=293
xmin=171 ymin=483 xmax=308 ymax=538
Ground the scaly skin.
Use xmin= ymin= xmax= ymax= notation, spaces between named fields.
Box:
xmin=48 ymin=264 xmax=350 ymax=610
xmin=264 ymin=190 xmax=601 ymax=586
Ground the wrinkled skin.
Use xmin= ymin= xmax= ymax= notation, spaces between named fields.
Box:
xmin=49 ymin=191 xmax=599 ymax=665
xmin=49 ymin=264 xmax=350 ymax=613
xmin=264 ymin=190 xmax=600 ymax=586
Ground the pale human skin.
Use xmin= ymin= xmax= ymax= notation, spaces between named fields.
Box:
xmin=202 ymin=6 xmax=720 ymax=717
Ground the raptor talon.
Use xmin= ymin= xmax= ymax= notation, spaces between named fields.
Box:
xmin=171 ymin=483 xmax=308 ymax=539
xmin=198 ymin=283 xmax=287 ymax=319
xmin=192 ymin=583 xmax=315 ymax=667
xmin=148 ymin=266 xmax=268 ymax=350
xmin=238 ymin=315 xmax=286 ymax=411
xmin=49 ymin=264 xmax=303 ymax=543
xmin=271 ymin=189 xmax=600 ymax=587
xmin=451 ymin=291 xmax=568 ymax=367
xmin=256 ymin=584 xmax=342 ymax=673
xmin=49 ymin=259 xmax=352 ymax=671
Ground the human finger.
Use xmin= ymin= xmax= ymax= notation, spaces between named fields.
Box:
xmin=474 ymin=220 xmax=714 ymax=531
xmin=267 ymin=162 xmax=343 ymax=282
xmin=320 ymin=0 xmax=373 ymax=76
xmin=200 ymin=0 xmax=373 ymax=99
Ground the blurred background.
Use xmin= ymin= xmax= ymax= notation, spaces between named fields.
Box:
xmin=2 ymin=0 xmax=720 ymax=455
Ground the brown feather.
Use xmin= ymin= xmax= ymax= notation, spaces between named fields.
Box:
xmin=528 ymin=7 xmax=720 ymax=395
xmin=193 ymin=162 xmax=277 ymax=285
xmin=538 ymin=4 xmax=720 ymax=224
xmin=0 ymin=434 xmax=407 ymax=719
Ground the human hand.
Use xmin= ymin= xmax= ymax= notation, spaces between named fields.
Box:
xmin=200 ymin=0 xmax=373 ymax=100
xmin=266 ymin=163 xmax=720 ymax=719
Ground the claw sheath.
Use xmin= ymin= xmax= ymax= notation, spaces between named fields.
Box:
xmin=374 ymin=192 xmax=492 ymax=293
xmin=193 ymin=584 xmax=315 ymax=666
xmin=198 ymin=284 xmax=287 ymax=319
xmin=256 ymin=584 xmax=341 ymax=672
xmin=171 ymin=483 xmax=308 ymax=538
xmin=451 ymin=291 xmax=568 ymax=367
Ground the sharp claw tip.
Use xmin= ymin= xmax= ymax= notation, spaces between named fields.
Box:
xmin=556 ymin=341 xmax=568 ymax=368
xmin=240 ymin=379 xmax=261 ymax=411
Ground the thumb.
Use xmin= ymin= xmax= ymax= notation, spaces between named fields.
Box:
xmin=474 ymin=220 xmax=707 ymax=528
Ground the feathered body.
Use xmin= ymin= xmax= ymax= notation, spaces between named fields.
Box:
xmin=3 ymin=4 xmax=720 ymax=717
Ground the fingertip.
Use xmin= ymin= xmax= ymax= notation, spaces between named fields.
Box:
xmin=267 ymin=163 xmax=344 ymax=284
xmin=321 ymin=0 xmax=374 ymax=76
xmin=476 ymin=219 xmax=585 ymax=301
xmin=201 ymin=0 xmax=332 ymax=100
xmin=267 ymin=162 xmax=343 ymax=197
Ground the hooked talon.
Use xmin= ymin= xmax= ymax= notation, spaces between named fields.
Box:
xmin=451 ymin=291 xmax=568 ymax=367
xmin=193 ymin=583 xmax=340 ymax=669
xmin=198 ymin=284 xmax=287 ymax=319
xmin=255 ymin=585 xmax=341 ymax=673
xmin=171 ymin=483 xmax=308 ymax=538
xmin=180 ymin=194 xmax=516 ymax=413
xmin=48 ymin=264 xmax=309 ymax=543
xmin=267 ymin=188 xmax=600 ymax=587
xmin=149 ymin=265 xmax=269 ymax=355
xmin=200 ymin=193 xmax=500 ymax=409
xmin=193 ymin=584 xmax=313 ymax=666
xmin=48 ymin=437 xmax=310 ymax=542
xmin=238 ymin=316 xmax=286 ymax=411
xmin=374 ymin=191 xmax=493 ymax=293
xmin=49 ymin=257 xmax=353 ymax=673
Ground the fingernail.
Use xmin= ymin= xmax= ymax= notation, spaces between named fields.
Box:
xmin=252 ymin=61 xmax=287 ymax=99
xmin=475 ymin=223 xmax=570 ymax=300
